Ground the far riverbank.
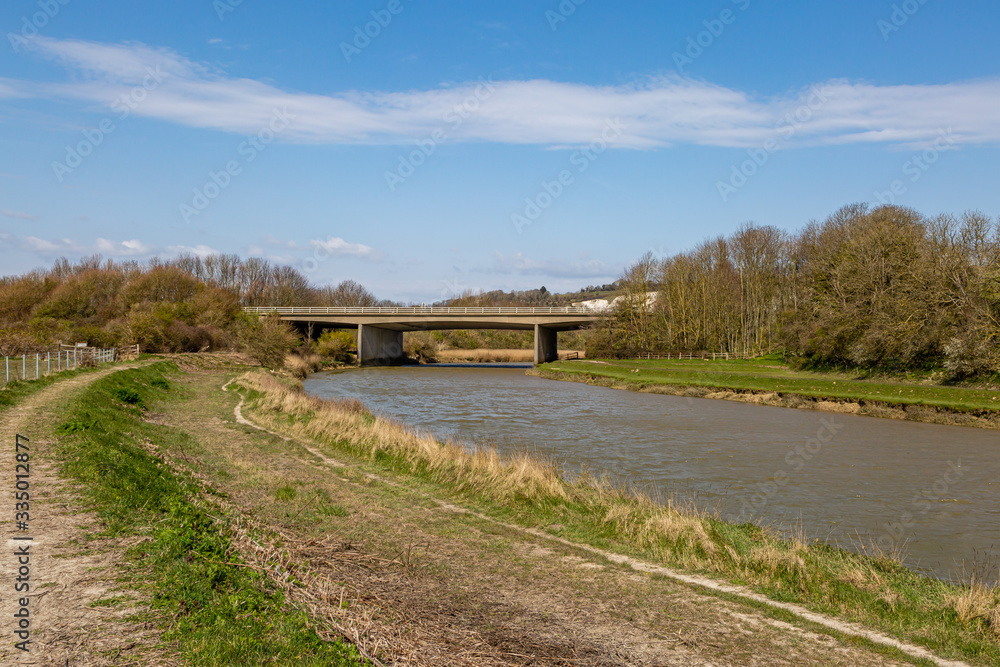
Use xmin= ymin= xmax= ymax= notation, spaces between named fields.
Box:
xmin=531 ymin=358 xmax=1000 ymax=430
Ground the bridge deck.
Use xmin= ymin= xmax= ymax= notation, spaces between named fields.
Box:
xmin=245 ymin=306 xmax=599 ymax=332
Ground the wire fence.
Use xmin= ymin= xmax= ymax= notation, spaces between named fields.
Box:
xmin=636 ymin=352 xmax=747 ymax=361
xmin=1 ymin=346 xmax=137 ymax=387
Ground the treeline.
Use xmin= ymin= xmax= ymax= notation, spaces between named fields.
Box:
xmin=440 ymin=287 xmax=561 ymax=307
xmin=0 ymin=253 xmax=383 ymax=355
xmin=591 ymin=204 xmax=1000 ymax=378
xmin=439 ymin=283 xmax=620 ymax=308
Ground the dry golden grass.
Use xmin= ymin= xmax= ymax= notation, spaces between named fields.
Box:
xmin=235 ymin=371 xmax=710 ymax=556
xmin=952 ymin=573 xmax=1000 ymax=638
xmin=284 ymin=351 xmax=323 ymax=379
xmin=434 ymin=349 xmax=585 ymax=363
xmin=435 ymin=349 xmax=535 ymax=363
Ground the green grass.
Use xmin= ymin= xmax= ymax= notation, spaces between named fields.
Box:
xmin=541 ymin=357 xmax=1000 ymax=413
xmin=53 ymin=362 xmax=365 ymax=666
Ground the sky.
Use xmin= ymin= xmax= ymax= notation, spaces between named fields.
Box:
xmin=1 ymin=0 xmax=999 ymax=303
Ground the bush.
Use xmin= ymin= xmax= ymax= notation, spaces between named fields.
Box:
xmin=0 ymin=328 xmax=47 ymax=356
xmin=944 ymin=330 xmax=998 ymax=380
xmin=404 ymin=337 xmax=438 ymax=363
xmin=317 ymin=330 xmax=355 ymax=363
xmin=165 ymin=320 xmax=224 ymax=352
xmin=240 ymin=315 xmax=300 ymax=369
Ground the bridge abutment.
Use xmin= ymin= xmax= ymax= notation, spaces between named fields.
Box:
xmin=358 ymin=324 xmax=404 ymax=365
xmin=534 ymin=324 xmax=558 ymax=365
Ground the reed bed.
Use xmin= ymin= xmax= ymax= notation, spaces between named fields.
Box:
xmin=434 ymin=349 xmax=536 ymax=363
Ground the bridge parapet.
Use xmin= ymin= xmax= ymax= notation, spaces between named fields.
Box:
xmin=244 ymin=306 xmax=597 ymax=315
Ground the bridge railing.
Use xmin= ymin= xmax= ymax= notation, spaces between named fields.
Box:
xmin=243 ymin=306 xmax=599 ymax=315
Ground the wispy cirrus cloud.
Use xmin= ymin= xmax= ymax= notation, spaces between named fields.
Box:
xmin=5 ymin=38 xmax=1000 ymax=150
xmin=19 ymin=234 xmax=219 ymax=261
xmin=23 ymin=235 xmax=153 ymax=257
xmin=167 ymin=243 xmax=221 ymax=257
xmin=1 ymin=209 xmax=40 ymax=221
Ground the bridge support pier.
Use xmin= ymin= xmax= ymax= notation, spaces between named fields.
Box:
xmin=358 ymin=324 xmax=404 ymax=365
xmin=534 ymin=324 xmax=558 ymax=365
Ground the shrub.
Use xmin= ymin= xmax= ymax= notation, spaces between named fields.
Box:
xmin=241 ymin=314 xmax=300 ymax=369
xmin=165 ymin=320 xmax=219 ymax=352
xmin=317 ymin=330 xmax=355 ymax=363
xmin=944 ymin=330 xmax=999 ymax=380
xmin=404 ymin=337 xmax=438 ymax=363
xmin=0 ymin=328 xmax=47 ymax=356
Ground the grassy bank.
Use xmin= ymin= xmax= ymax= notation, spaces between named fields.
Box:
xmin=52 ymin=362 xmax=365 ymax=665
xmin=235 ymin=371 xmax=1000 ymax=665
xmin=532 ymin=358 xmax=1000 ymax=428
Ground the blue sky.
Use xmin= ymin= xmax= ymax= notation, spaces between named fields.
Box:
xmin=1 ymin=0 xmax=999 ymax=302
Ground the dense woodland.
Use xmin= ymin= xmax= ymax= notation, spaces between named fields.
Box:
xmin=0 ymin=253 xmax=383 ymax=356
xmin=592 ymin=204 xmax=1000 ymax=378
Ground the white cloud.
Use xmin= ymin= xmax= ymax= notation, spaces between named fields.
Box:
xmin=492 ymin=252 xmax=617 ymax=279
xmin=308 ymin=237 xmax=381 ymax=260
xmin=25 ymin=236 xmax=81 ymax=253
xmin=96 ymin=238 xmax=152 ymax=255
xmin=18 ymin=234 xmax=217 ymax=260
xmin=24 ymin=235 xmax=153 ymax=257
xmin=8 ymin=38 xmax=1000 ymax=150
xmin=167 ymin=244 xmax=220 ymax=257
xmin=1 ymin=209 xmax=40 ymax=221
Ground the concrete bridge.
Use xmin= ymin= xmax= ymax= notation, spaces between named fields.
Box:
xmin=244 ymin=306 xmax=599 ymax=365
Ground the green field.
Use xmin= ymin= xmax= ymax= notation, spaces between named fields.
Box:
xmin=540 ymin=357 xmax=1000 ymax=414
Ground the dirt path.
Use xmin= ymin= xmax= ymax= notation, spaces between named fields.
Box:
xmin=0 ymin=366 xmax=164 ymax=666
xmin=155 ymin=370 xmax=939 ymax=666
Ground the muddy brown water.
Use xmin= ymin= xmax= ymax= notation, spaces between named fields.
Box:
xmin=304 ymin=366 xmax=999 ymax=583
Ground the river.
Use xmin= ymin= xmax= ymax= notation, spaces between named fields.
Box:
xmin=304 ymin=365 xmax=999 ymax=582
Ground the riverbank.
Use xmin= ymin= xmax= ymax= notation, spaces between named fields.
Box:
xmin=9 ymin=356 xmax=998 ymax=665
xmin=531 ymin=358 xmax=1000 ymax=430
xmin=239 ymin=369 xmax=998 ymax=666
